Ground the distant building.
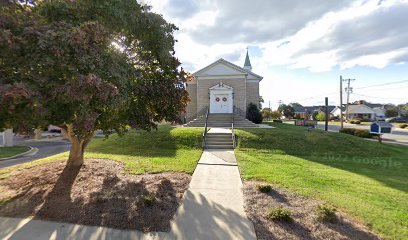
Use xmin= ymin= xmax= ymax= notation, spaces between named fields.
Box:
xmin=293 ymin=105 xmax=336 ymax=120
xmin=344 ymin=104 xmax=386 ymax=121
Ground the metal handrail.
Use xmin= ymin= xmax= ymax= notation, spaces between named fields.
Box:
xmin=232 ymin=106 xmax=236 ymax=148
xmin=202 ymin=107 xmax=210 ymax=148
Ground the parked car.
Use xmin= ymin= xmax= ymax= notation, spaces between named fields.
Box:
xmin=385 ymin=117 xmax=408 ymax=123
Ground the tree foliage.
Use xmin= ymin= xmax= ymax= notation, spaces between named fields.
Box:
xmin=315 ymin=112 xmax=326 ymax=121
xmin=0 ymin=0 xmax=189 ymax=166
xmin=278 ymin=104 xmax=295 ymax=119
xmin=385 ymin=108 xmax=399 ymax=118
xmin=247 ymin=103 xmax=262 ymax=124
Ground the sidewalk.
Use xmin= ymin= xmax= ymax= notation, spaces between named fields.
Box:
xmin=168 ymin=147 xmax=256 ymax=240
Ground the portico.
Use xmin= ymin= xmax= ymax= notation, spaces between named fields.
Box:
xmin=209 ymin=83 xmax=233 ymax=114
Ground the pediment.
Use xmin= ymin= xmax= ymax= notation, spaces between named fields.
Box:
xmin=194 ymin=59 xmax=247 ymax=77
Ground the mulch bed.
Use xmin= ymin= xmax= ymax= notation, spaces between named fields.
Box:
xmin=0 ymin=159 xmax=191 ymax=232
xmin=243 ymin=181 xmax=381 ymax=240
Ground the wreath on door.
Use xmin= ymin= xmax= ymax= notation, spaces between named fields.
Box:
xmin=215 ymin=97 xmax=220 ymax=102
xmin=222 ymin=97 xmax=228 ymax=102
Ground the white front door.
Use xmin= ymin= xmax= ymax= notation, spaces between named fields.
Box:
xmin=210 ymin=93 xmax=233 ymax=113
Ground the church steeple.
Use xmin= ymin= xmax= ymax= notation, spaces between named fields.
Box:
xmin=244 ymin=48 xmax=252 ymax=71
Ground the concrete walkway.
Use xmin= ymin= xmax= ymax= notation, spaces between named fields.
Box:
xmin=168 ymin=128 xmax=256 ymax=239
xmin=0 ymin=129 xmax=256 ymax=240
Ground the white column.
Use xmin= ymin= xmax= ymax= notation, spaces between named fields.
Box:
xmin=3 ymin=129 xmax=14 ymax=147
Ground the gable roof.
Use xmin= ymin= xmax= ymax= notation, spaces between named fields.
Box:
xmin=347 ymin=104 xmax=376 ymax=114
xmin=294 ymin=105 xmax=336 ymax=114
xmin=193 ymin=58 xmax=263 ymax=80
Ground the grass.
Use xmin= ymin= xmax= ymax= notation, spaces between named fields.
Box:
xmin=0 ymin=125 xmax=203 ymax=177
xmin=235 ymin=123 xmax=408 ymax=239
xmin=0 ymin=146 xmax=30 ymax=159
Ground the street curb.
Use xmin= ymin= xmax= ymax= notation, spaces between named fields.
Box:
xmin=0 ymin=146 xmax=38 ymax=161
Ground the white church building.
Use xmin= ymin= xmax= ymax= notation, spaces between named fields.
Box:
xmin=184 ymin=51 xmax=263 ymax=122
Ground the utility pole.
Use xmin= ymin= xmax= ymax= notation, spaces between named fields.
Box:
xmin=340 ymin=76 xmax=344 ymax=129
xmin=343 ymin=77 xmax=355 ymax=122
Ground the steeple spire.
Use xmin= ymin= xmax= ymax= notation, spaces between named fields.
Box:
xmin=244 ymin=47 xmax=252 ymax=71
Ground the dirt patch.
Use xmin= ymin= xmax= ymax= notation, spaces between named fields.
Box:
xmin=0 ymin=159 xmax=191 ymax=232
xmin=243 ymin=181 xmax=380 ymax=240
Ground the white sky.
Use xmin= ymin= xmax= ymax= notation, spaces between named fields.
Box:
xmin=143 ymin=0 xmax=408 ymax=109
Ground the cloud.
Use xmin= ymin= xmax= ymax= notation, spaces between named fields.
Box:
xmin=147 ymin=0 xmax=408 ymax=73
xmin=187 ymin=0 xmax=352 ymax=45
xmin=164 ymin=0 xmax=201 ymax=19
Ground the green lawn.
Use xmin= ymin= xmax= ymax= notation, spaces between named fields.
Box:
xmin=0 ymin=146 xmax=30 ymax=159
xmin=235 ymin=123 xmax=408 ymax=240
xmin=0 ymin=126 xmax=203 ymax=176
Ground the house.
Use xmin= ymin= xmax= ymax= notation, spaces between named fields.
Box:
xmin=346 ymin=104 xmax=385 ymax=121
xmin=293 ymin=105 xmax=336 ymax=120
xmin=184 ymin=51 xmax=263 ymax=122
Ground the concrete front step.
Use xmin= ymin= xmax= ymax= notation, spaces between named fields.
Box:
xmin=205 ymin=145 xmax=234 ymax=149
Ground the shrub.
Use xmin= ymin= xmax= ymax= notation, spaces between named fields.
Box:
xmin=339 ymin=128 xmax=373 ymax=138
xmin=316 ymin=204 xmax=337 ymax=223
xmin=257 ymin=184 xmax=272 ymax=193
xmin=316 ymin=112 xmax=326 ymax=121
xmin=399 ymin=123 xmax=408 ymax=129
xmin=339 ymin=128 xmax=356 ymax=135
xmin=350 ymin=119 xmax=361 ymax=124
xmin=142 ymin=193 xmax=156 ymax=206
xmin=247 ymin=103 xmax=263 ymax=124
xmin=266 ymin=207 xmax=292 ymax=222
xmin=354 ymin=129 xmax=374 ymax=138
xmin=273 ymin=119 xmax=282 ymax=123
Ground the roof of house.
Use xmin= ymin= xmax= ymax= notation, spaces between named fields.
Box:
xmin=294 ymin=105 xmax=336 ymax=114
xmin=347 ymin=104 xmax=376 ymax=114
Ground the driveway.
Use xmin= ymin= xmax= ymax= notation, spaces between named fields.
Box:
xmin=315 ymin=123 xmax=408 ymax=146
xmin=0 ymin=136 xmax=71 ymax=169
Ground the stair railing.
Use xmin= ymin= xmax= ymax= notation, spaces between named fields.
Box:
xmin=202 ymin=107 xmax=210 ymax=148
xmin=232 ymin=106 xmax=236 ymax=148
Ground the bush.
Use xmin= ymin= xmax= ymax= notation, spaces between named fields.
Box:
xmin=350 ymin=119 xmax=361 ymax=124
xmin=339 ymin=128 xmax=373 ymax=138
xmin=399 ymin=123 xmax=408 ymax=129
xmin=316 ymin=112 xmax=326 ymax=121
xmin=142 ymin=194 xmax=156 ymax=206
xmin=339 ymin=128 xmax=356 ymax=135
xmin=354 ymin=129 xmax=374 ymax=138
xmin=266 ymin=207 xmax=292 ymax=222
xmin=247 ymin=103 xmax=263 ymax=124
xmin=316 ymin=205 xmax=337 ymax=223
xmin=273 ymin=119 xmax=283 ymax=123
xmin=257 ymin=184 xmax=272 ymax=193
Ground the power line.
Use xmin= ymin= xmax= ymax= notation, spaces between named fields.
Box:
xmin=359 ymin=85 xmax=408 ymax=92
xmin=352 ymin=93 xmax=407 ymax=100
xmin=354 ymin=80 xmax=408 ymax=90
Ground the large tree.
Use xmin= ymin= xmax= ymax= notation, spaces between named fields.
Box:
xmin=0 ymin=0 xmax=189 ymax=167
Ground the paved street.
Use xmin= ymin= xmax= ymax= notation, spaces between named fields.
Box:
xmin=0 ymin=136 xmax=71 ymax=169
xmin=315 ymin=123 xmax=408 ymax=146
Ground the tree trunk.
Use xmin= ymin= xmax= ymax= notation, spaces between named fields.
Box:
xmin=67 ymin=138 xmax=85 ymax=167
xmin=34 ymin=128 xmax=42 ymax=140
xmin=61 ymin=124 xmax=95 ymax=167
